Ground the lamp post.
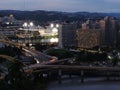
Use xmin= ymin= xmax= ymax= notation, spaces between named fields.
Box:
xmin=23 ymin=22 xmax=34 ymax=47
xmin=50 ymin=23 xmax=59 ymax=28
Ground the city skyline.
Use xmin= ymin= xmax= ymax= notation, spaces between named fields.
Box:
xmin=0 ymin=0 xmax=120 ymax=12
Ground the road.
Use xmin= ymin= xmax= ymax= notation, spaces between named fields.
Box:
xmin=0 ymin=39 xmax=57 ymax=64
xmin=22 ymin=48 xmax=57 ymax=64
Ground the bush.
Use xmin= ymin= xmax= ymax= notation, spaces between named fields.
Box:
xmin=44 ymin=48 xmax=73 ymax=59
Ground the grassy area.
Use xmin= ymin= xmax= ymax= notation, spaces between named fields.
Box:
xmin=44 ymin=48 xmax=73 ymax=59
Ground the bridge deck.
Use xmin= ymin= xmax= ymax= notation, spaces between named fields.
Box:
xmin=25 ymin=65 xmax=120 ymax=72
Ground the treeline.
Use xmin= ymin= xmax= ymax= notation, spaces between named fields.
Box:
xmin=0 ymin=10 xmax=106 ymax=24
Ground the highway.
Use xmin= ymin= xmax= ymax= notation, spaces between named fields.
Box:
xmin=0 ymin=37 xmax=57 ymax=64
xmin=22 ymin=48 xmax=57 ymax=64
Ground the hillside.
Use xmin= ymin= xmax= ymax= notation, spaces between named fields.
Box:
xmin=0 ymin=10 xmax=119 ymax=24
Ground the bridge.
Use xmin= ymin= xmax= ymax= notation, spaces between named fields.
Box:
xmin=24 ymin=64 xmax=120 ymax=84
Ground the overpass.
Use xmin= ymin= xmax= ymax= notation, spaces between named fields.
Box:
xmin=24 ymin=64 xmax=120 ymax=84
xmin=25 ymin=64 xmax=120 ymax=72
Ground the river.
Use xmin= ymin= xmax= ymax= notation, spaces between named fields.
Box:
xmin=48 ymin=77 xmax=120 ymax=90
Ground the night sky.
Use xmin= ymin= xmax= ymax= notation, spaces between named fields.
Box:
xmin=0 ymin=0 xmax=120 ymax=12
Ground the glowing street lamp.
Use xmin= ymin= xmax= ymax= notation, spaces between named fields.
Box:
xmin=23 ymin=22 xmax=27 ymax=27
xmin=29 ymin=22 xmax=34 ymax=27
xmin=6 ymin=22 xmax=10 ymax=25
xmin=56 ymin=24 xmax=59 ymax=28
xmin=50 ymin=23 xmax=59 ymax=28
xmin=23 ymin=22 xmax=34 ymax=27
xmin=50 ymin=23 xmax=54 ymax=28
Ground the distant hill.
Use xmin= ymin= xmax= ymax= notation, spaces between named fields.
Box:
xmin=0 ymin=10 xmax=120 ymax=24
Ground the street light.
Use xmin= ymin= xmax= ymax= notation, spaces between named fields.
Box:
xmin=50 ymin=23 xmax=54 ymax=28
xmin=23 ymin=22 xmax=27 ymax=27
xmin=56 ymin=24 xmax=59 ymax=28
xmin=50 ymin=23 xmax=59 ymax=28
xmin=30 ymin=22 xmax=34 ymax=27
xmin=23 ymin=22 xmax=34 ymax=46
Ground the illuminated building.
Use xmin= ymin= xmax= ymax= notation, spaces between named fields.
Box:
xmin=77 ymin=29 xmax=102 ymax=48
xmin=77 ymin=16 xmax=120 ymax=48
xmin=99 ymin=16 xmax=119 ymax=46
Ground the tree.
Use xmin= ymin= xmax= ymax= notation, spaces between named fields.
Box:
xmin=44 ymin=48 xmax=73 ymax=59
xmin=0 ymin=55 xmax=33 ymax=90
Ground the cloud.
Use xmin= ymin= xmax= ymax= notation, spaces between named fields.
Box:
xmin=0 ymin=0 xmax=120 ymax=12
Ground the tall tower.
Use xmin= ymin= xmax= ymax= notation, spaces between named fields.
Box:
xmin=99 ymin=16 xmax=119 ymax=46
xmin=58 ymin=23 xmax=78 ymax=48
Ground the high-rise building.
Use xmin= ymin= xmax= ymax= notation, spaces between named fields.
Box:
xmin=77 ymin=29 xmax=102 ymax=49
xmin=58 ymin=23 xmax=78 ymax=48
xmin=59 ymin=16 xmax=120 ymax=49
xmin=77 ymin=16 xmax=120 ymax=49
xmin=99 ymin=16 xmax=119 ymax=46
